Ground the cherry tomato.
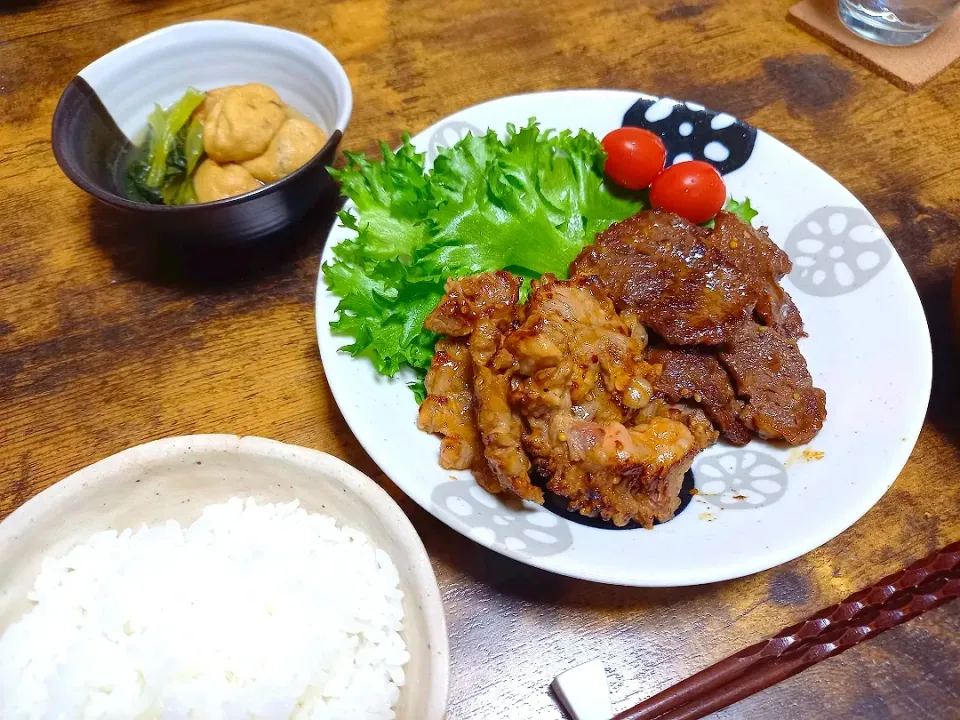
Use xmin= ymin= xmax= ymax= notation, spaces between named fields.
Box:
xmin=649 ymin=160 xmax=726 ymax=224
xmin=601 ymin=128 xmax=667 ymax=191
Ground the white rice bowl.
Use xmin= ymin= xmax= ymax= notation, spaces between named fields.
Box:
xmin=0 ymin=435 xmax=450 ymax=720
xmin=0 ymin=497 xmax=409 ymax=719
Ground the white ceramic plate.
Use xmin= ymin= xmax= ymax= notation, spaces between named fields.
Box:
xmin=315 ymin=90 xmax=932 ymax=587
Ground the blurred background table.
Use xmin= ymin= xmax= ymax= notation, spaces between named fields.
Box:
xmin=1 ymin=1 xmax=959 ymax=717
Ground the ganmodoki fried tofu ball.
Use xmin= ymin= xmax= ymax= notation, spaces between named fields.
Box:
xmin=242 ymin=117 xmax=328 ymax=183
xmin=202 ymin=84 xmax=287 ymax=163
xmin=193 ymin=87 xmax=228 ymax=124
xmin=193 ymin=159 xmax=261 ymax=202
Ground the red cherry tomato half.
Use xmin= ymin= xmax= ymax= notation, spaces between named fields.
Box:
xmin=601 ymin=128 xmax=667 ymax=191
xmin=649 ymin=160 xmax=727 ymax=224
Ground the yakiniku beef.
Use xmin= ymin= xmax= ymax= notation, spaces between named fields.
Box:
xmin=417 ymin=338 xmax=501 ymax=494
xmin=570 ymin=209 xmax=805 ymax=343
xmin=719 ymin=322 xmax=827 ymax=445
xmin=418 ymin=208 xmax=826 ymax=528
xmin=508 ymin=275 xmax=709 ymax=527
xmin=648 ymin=346 xmax=752 ymax=447
xmin=420 ymin=272 xmax=713 ymax=527
xmin=709 ymin=212 xmax=804 ymax=339
xmin=572 ymin=209 xmax=825 ymax=449
xmin=570 ymin=210 xmax=753 ymax=345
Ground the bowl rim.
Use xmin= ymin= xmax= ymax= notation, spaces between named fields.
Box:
xmin=51 ymin=20 xmax=353 ymax=213
xmin=0 ymin=434 xmax=449 ymax=719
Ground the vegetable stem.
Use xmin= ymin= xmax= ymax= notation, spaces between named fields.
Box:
xmin=184 ymin=116 xmax=205 ymax=176
xmin=145 ymin=88 xmax=205 ymax=188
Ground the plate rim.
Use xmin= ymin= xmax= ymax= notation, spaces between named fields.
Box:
xmin=315 ymin=88 xmax=933 ymax=587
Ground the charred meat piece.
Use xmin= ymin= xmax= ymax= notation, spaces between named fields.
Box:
xmin=570 ymin=210 xmax=752 ymax=345
xmin=648 ymin=346 xmax=752 ymax=447
xmin=709 ymin=212 xmax=804 ymax=338
xmin=661 ymin=405 xmax=721 ymax=451
xmin=417 ymin=338 xmax=479 ymax=470
xmin=417 ymin=338 xmax=500 ymax=494
xmin=545 ymin=416 xmax=699 ymax=528
xmin=570 ymin=210 xmax=804 ymax=343
xmin=505 ymin=274 xmax=656 ymax=417
xmin=470 ymin=316 xmax=543 ymax=503
xmin=719 ymin=323 xmax=827 ymax=445
xmin=423 ymin=270 xmax=522 ymax=337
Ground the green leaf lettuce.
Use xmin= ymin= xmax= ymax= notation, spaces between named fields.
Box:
xmin=323 ymin=121 xmax=645 ymax=386
xmin=723 ymin=197 xmax=759 ymax=225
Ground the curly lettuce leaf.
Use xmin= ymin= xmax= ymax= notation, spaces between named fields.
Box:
xmin=417 ymin=124 xmax=641 ymax=277
xmin=323 ymin=120 xmax=645 ymax=384
xmin=724 ymin=197 xmax=759 ymax=225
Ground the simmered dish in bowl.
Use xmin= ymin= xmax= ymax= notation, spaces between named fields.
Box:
xmin=52 ymin=20 xmax=353 ymax=243
xmin=125 ymin=83 xmax=329 ymax=205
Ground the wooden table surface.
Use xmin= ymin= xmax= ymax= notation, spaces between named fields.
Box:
xmin=2 ymin=1 xmax=960 ymax=717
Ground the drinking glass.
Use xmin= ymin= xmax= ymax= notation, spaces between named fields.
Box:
xmin=838 ymin=0 xmax=960 ymax=45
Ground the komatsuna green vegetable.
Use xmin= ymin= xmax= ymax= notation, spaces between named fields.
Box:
xmin=124 ymin=88 xmax=206 ymax=206
xmin=146 ymin=88 xmax=205 ymax=187
xmin=323 ymin=121 xmax=646 ymax=399
xmin=184 ymin=116 xmax=205 ymax=176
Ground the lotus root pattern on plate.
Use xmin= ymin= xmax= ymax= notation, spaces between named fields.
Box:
xmin=786 ymin=207 xmax=892 ymax=297
xmin=431 ymin=480 xmax=574 ymax=557
xmin=622 ymin=96 xmax=757 ymax=175
xmin=426 ymin=121 xmax=483 ymax=162
xmin=694 ymin=450 xmax=789 ymax=509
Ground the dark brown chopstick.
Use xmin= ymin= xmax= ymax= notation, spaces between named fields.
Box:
xmin=613 ymin=540 xmax=960 ymax=720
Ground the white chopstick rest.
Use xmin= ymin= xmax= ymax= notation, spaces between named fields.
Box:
xmin=551 ymin=658 xmax=613 ymax=720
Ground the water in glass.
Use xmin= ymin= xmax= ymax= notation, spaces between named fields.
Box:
xmin=838 ymin=0 xmax=960 ymax=45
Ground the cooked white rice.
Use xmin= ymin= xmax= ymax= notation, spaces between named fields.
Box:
xmin=0 ymin=497 xmax=409 ymax=719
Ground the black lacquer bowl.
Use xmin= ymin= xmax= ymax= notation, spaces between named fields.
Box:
xmin=52 ymin=21 xmax=352 ymax=245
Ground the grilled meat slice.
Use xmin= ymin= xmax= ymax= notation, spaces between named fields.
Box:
xmin=662 ymin=405 xmax=721 ymax=450
xmin=425 ymin=272 xmax=542 ymax=502
xmin=543 ymin=415 xmax=699 ymax=528
xmin=423 ymin=270 xmax=522 ymax=337
xmin=570 ymin=209 xmax=805 ymax=344
xmin=505 ymin=275 xmax=703 ymax=527
xmin=719 ymin=322 xmax=826 ymax=445
xmin=570 ymin=210 xmax=754 ymax=344
xmin=648 ymin=346 xmax=752 ymax=446
xmin=709 ymin=212 xmax=804 ymax=338
xmin=470 ymin=316 xmax=543 ymax=502
xmin=417 ymin=338 xmax=500 ymax=494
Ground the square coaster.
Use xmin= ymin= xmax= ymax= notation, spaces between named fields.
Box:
xmin=789 ymin=0 xmax=960 ymax=90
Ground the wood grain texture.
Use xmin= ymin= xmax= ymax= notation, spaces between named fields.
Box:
xmin=1 ymin=1 xmax=959 ymax=718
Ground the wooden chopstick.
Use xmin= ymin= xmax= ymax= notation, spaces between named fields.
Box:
xmin=613 ymin=540 xmax=960 ymax=720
